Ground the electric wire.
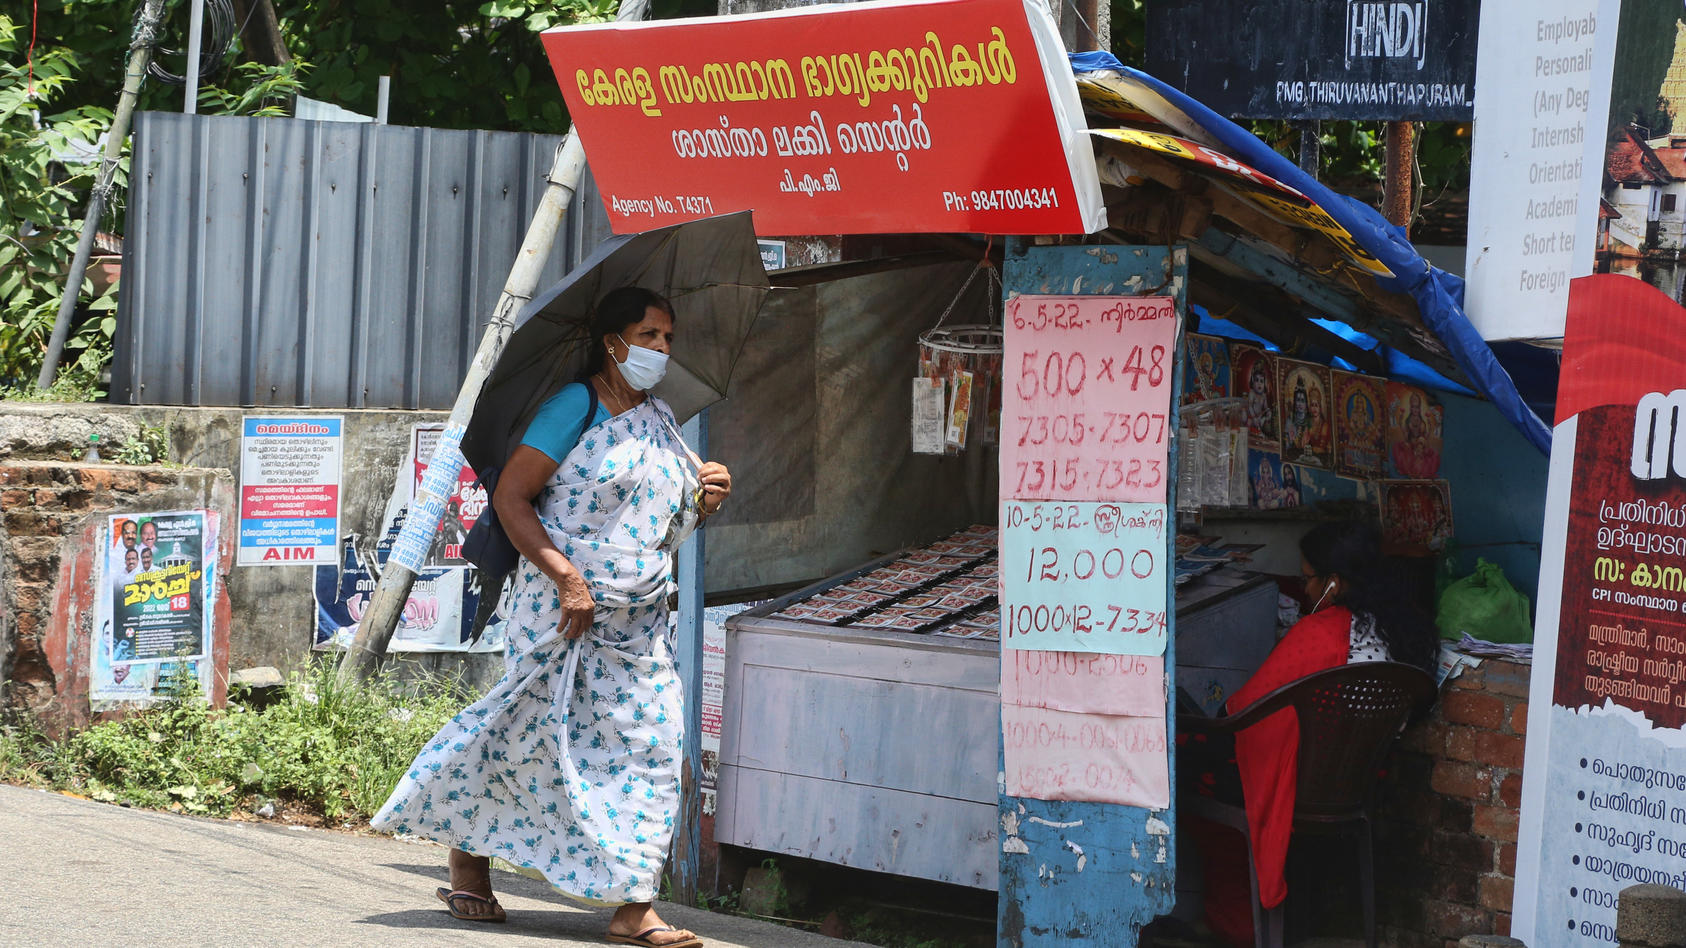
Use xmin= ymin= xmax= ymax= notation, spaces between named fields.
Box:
xmin=133 ymin=0 xmax=239 ymax=86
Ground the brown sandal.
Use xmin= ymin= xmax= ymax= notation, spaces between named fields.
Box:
xmin=606 ymin=925 xmax=703 ymax=948
xmin=435 ymin=886 xmax=507 ymax=923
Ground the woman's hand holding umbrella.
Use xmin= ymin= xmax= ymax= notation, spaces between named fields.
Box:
xmin=697 ymin=461 xmax=732 ymax=517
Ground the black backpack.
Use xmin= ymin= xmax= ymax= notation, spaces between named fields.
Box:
xmin=462 ymin=381 xmax=599 ymax=641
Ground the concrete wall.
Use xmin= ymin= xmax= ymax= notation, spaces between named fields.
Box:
xmin=0 ymin=402 xmax=506 ymax=704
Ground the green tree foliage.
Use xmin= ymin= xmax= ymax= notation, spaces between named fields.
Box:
xmin=1 ymin=10 xmax=306 ymax=394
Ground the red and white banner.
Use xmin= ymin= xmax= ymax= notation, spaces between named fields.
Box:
xmin=540 ymin=0 xmax=1104 ymax=236
xmin=1515 ymin=274 xmax=1686 ymax=944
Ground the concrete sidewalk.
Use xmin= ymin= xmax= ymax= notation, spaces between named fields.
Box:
xmin=0 ymin=783 xmax=866 ymax=948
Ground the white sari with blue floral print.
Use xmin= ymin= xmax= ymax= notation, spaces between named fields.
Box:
xmin=373 ymin=396 xmax=699 ymax=906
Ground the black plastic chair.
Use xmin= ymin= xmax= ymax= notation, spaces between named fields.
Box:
xmin=1182 ymin=661 xmax=1438 ymax=948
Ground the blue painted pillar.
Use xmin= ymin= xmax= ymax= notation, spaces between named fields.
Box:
xmin=998 ymin=243 xmax=1188 ymax=946
xmin=672 ymin=409 xmax=708 ymax=903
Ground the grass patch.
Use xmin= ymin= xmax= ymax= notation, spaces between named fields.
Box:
xmin=0 ymin=661 xmax=466 ymax=823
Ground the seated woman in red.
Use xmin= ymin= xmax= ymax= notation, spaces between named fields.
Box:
xmin=1189 ymin=520 xmax=1437 ymax=945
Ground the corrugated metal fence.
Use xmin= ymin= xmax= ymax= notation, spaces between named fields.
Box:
xmin=115 ymin=111 xmax=609 ymax=408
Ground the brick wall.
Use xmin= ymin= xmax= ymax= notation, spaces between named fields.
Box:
xmin=1377 ymin=658 xmax=1532 ymax=948
xmin=0 ymin=461 xmax=235 ymax=733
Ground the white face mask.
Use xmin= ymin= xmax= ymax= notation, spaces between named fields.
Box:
xmin=613 ymin=334 xmax=669 ymax=391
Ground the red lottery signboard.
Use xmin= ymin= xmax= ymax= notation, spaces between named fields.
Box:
xmin=539 ymin=0 xmax=1104 ymax=236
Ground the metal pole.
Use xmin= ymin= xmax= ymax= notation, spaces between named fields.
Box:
xmin=671 ymin=411 xmax=708 ymax=905
xmin=37 ymin=0 xmax=166 ymax=391
xmin=337 ymin=132 xmax=587 ymax=682
xmin=376 ymin=76 xmax=391 ymax=125
xmin=184 ymin=0 xmax=205 ymax=114
xmin=338 ymin=0 xmax=648 ymax=684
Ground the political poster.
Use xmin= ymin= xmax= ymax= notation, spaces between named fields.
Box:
xmin=93 ymin=511 xmax=219 ymax=707
xmin=238 ymin=416 xmax=343 ymax=566
xmin=410 ymin=423 xmax=486 ymax=570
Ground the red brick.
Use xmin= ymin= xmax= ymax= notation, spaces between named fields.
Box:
xmin=111 ymin=470 xmax=143 ymax=492
xmin=1432 ymin=760 xmax=1491 ymax=801
xmin=1510 ymin=702 xmax=1529 ymax=735
xmin=13 ymin=612 xmax=39 ymax=641
xmin=1493 ymin=911 xmax=1512 ymax=936
xmin=13 ymin=583 xmax=47 ymax=613
xmin=1 ymin=489 xmax=31 ymax=508
xmin=1432 ymin=829 xmax=1494 ymax=873
xmin=1426 ymin=899 xmax=1490 ymax=938
xmin=1449 ymin=665 xmax=1487 ymax=691
xmin=1444 ymin=724 xmax=1479 ymax=762
xmin=3 ymin=510 xmax=61 ymax=537
xmin=1402 ymin=721 xmax=1447 ymax=756
xmin=1484 ymin=660 xmax=1532 ymax=698
xmin=1498 ymin=842 xmax=1517 ymax=876
xmin=1498 ymin=772 xmax=1523 ymax=809
xmin=144 ymin=470 xmax=183 ymax=489
xmin=1476 ymin=731 xmax=1526 ymax=770
xmin=1478 ymin=874 xmax=1515 ymax=911
xmin=1473 ymin=805 xmax=1520 ymax=844
xmin=1442 ymin=691 xmax=1507 ymax=729
xmin=13 ymin=555 xmax=53 ymax=583
xmin=76 ymin=467 xmax=115 ymax=492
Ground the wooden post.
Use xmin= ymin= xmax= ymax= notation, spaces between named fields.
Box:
xmin=1383 ymin=121 xmax=1416 ymax=234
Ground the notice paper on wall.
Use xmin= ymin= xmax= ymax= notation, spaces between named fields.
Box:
xmin=1000 ymin=290 xmax=1180 ymax=807
xmin=238 ymin=416 xmax=343 ymax=566
xmin=1000 ymin=499 xmax=1168 ymax=655
xmin=1001 ymin=295 xmax=1178 ymax=502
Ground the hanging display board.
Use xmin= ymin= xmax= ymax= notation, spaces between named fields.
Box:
xmin=538 ymin=0 xmax=1106 ymax=236
xmin=1000 ymin=291 xmax=1178 ymax=809
xmin=1144 ymin=0 xmax=1480 ymax=121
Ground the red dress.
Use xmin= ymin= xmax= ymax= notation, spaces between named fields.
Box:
xmin=1225 ymin=605 xmax=1355 ymax=909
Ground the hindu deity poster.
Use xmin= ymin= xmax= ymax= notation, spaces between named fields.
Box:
xmin=1276 ymin=358 xmax=1334 ymax=469
xmin=1378 ymin=479 xmax=1453 ymax=549
xmin=1385 ymin=381 xmax=1444 ymax=478
xmin=1333 ymin=370 xmax=1386 ymax=477
xmin=1229 ymin=343 xmax=1277 ymax=448
xmin=1182 ymin=333 xmax=1230 ymax=404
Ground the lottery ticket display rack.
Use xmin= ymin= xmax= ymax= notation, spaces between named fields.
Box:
xmin=713 ymin=526 xmax=1276 ymax=890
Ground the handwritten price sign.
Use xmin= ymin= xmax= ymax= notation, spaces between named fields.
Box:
xmin=1001 ymin=704 xmax=1170 ymax=808
xmin=1003 ymin=295 xmax=1178 ymax=502
xmin=1000 ymin=500 xmax=1168 ymax=655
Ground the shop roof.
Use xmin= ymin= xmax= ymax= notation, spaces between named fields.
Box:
xmin=1066 ymin=52 xmax=1551 ymax=454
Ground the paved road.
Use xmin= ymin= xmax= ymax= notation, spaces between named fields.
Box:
xmin=0 ymin=783 xmax=865 ymax=948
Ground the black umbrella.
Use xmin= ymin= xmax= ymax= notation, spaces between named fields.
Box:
xmin=462 ymin=211 xmax=771 ymax=475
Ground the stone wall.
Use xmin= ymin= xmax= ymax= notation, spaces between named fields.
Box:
xmin=0 ymin=460 xmax=235 ymax=732
xmin=1378 ymin=658 xmax=1532 ymax=947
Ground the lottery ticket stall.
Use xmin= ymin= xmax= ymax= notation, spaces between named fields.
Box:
xmin=538 ymin=7 xmax=1552 ymax=945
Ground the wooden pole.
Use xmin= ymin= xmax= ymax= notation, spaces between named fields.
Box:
xmin=1383 ymin=121 xmax=1416 ymax=235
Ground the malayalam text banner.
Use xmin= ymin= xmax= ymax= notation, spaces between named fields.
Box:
xmin=539 ymin=0 xmax=1104 ymax=236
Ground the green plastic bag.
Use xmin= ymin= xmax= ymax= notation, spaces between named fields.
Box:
xmin=1435 ymin=558 xmax=1534 ymax=643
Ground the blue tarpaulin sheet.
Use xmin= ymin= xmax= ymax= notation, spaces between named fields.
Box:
xmin=1069 ymin=52 xmax=1553 ymax=454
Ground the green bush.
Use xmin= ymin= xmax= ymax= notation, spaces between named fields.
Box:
xmin=0 ymin=660 xmax=466 ymax=821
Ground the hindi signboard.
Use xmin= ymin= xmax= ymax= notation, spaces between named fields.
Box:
xmin=238 ymin=416 xmax=343 ymax=566
xmin=1145 ymin=0 xmax=1479 ymax=121
xmin=539 ymin=0 xmax=1104 ymax=236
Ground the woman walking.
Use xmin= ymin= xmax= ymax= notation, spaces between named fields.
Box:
xmin=373 ymin=287 xmax=731 ymax=948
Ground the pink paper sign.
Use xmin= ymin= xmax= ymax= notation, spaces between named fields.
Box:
xmin=1001 ymin=704 xmax=1170 ymax=808
xmin=999 ymin=500 xmax=1168 ymax=655
xmin=1002 ymin=650 xmax=1165 ymax=717
xmin=1002 ymin=295 xmax=1179 ymax=502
